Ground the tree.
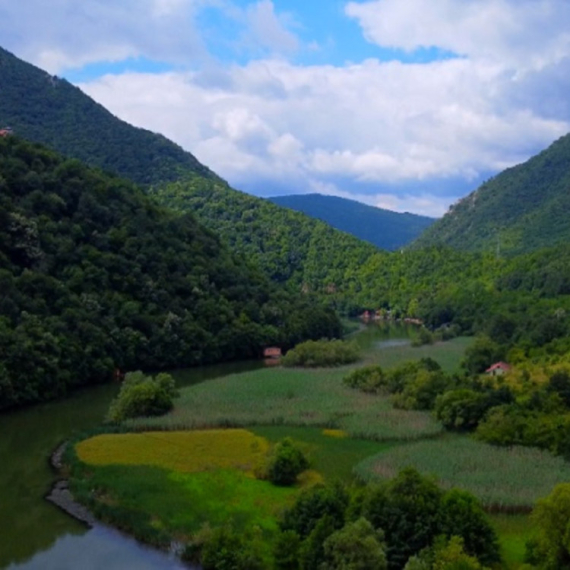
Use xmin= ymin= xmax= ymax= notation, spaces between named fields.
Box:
xmin=106 ymin=371 xmax=177 ymax=422
xmin=266 ymin=438 xmax=309 ymax=486
xmin=321 ymin=517 xmax=387 ymax=570
xmin=528 ymin=482 xmax=570 ymax=568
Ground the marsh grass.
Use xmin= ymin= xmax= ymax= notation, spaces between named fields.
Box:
xmin=128 ymin=367 xmax=443 ymax=441
xmin=355 ymin=434 xmax=570 ymax=509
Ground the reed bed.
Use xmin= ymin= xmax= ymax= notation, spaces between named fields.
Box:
xmin=127 ymin=367 xmax=443 ymax=441
xmin=354 ymin=434 xmax=570 ymax=509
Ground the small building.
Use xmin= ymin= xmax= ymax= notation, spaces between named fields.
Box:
xmin=0 ymin=127 xmax=13 ymax=137
xmin=263 ymin=347 xmax=282 ymax=359
xmin=485 ymin=362 xmax=511 ymax=376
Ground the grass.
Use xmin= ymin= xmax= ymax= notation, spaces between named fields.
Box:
xmin=354 ymin=433 xmax=570 ymax=510
xmin=128 ymin=366 xmax=443 ymax=441
xmin=250 ymin=426 xmax=396 ymax=483
xmin=76 ymin=429 xmax=269 ymax=475
xmin=490 ymin=514 xmax=535 ymax=569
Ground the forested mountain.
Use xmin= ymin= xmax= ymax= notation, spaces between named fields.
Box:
xmin=0 ymin=136 xmax=341 ymax=410
xmin=269 ymin=194 xmax=435 ymax=250
xmin=0 ymin=46 xmax=396 ymax=300
xmin=0 ymin=46 xmax=214 ymax=186
xmin=151 ymin=179 xmax=380 ymax=298
xmin=414 ymin=133 xmax=570 ymax=254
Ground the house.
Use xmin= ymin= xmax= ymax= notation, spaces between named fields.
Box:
xmin=0 ymin=127 xmax=13 ymax=137
xmin=263 ymin=347 xmax=282 ymax=359
xmin=485 ymin=362 xmax=512 ymax=376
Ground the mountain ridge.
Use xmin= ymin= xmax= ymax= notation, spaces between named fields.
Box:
xmin=269 ymin=193 xmax=435 ymax=251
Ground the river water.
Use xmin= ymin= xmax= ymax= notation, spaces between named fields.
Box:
xmin=0 ymin=324 xmax=411 ymax=569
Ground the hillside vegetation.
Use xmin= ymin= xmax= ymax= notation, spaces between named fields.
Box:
xmin=414 ymin=133 xmax=570 ymax=255
xmin=0 ymin=136 xmax=340 ymax=410
xmin=270 ymin=193 xmax=435 ymax=251
xmin=0 ymin=46 xmax=214 ymax=186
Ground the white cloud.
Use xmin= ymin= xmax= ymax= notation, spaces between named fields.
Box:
xmin=345 ymin=0 xmax=570 ymax=70
xmin=3 ymin=1 xmax=570 ymax=216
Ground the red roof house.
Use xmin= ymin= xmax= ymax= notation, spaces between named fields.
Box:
xmin=263 ymin=347 xmax=282 ymax=359
xmin=485 ymin=362 xmax=512 ymax=376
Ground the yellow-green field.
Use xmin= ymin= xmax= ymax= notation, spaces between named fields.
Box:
xmin=76 ymin=429 xmax=269 ymax=475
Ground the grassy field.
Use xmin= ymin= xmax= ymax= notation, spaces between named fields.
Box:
xmin=72 ymin=333 xmax=547 ymax=567
xmin=76 ymin=429 xmax=269 ymax=474
xmin=354 ymin=433 xmax=570 ymax=509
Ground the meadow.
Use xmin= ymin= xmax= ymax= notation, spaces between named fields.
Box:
xmin=70 ymin=332 xmax=549 ymax=568
xmin=354 ymin=434 xmax=570 ymax=509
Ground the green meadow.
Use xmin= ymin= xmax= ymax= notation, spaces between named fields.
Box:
xmin=70 ymin=333 xmax=554 ymax=568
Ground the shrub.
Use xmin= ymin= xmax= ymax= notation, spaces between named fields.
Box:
xmin=106 ymin=371 xmax=178 ymax=423
xmin=266 ymin=438 xmax=309 ymax=486
xmin=343 ymin=365 xmax=386 ymax=393
xmin=435 ymin=389 xmax=490 ymax=431
xmin=281 ymin=339 xmax=360 ymax=368
xmin=200 ymin=525 xmax=265 ymax=570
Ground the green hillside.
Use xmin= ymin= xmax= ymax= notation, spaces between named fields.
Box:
xmin=414 ymin=133 xmax=570 ymax=254
xmin=270 ymin=193 xmax=435 ymax=250
xmin=151 ymin=179 xmax=381 ymax=298
xmin=0 ymin=46 xmax=214 ymax=186
xmin=0 ymin=136 xmax=340 ymax=409
xmin=0 ymin=46 xmax=399 ymax=301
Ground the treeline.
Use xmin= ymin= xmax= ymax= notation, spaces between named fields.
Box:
xmin=0 ymin=137 xmax=341 ymax=410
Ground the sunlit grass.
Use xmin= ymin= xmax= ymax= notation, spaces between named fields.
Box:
xmin=76 ymin=429 xmax=269 ymax=475
xmin=355 ymin=433 xmax=570 ymax=509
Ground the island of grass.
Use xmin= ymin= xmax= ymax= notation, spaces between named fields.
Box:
xmin=66 ymin=334 xmax=551 ymax=569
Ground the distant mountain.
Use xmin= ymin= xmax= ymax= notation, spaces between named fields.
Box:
xmin=0 ymin=45 xmax=382 ymax=302
xmin=269 ymin=194 xmax=435 ymax=251
xmin=414 ymin=133 xmax=570 ymax=255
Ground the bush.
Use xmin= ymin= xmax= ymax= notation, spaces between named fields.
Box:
xmin=266 ymin=438 xmax=309 ymax=486
xmin=106 ymin=371 xmax=178 ymax=423
xmin=281 ymin=339 xmax=361 ymax=368
xmin=200 ymin=525 xmax=265 ymax=570
xmin=343 ymin=365 xmax=386 ymax=393
xmin=435 ymin=389 xmax=490 ymax=431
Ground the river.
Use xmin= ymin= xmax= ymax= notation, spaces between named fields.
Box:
xmin=0 ymin=323 xmax=412 ymax=569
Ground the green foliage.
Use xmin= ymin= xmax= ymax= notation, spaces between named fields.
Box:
xmin=321 ymin=517 xmax=387 ymax=570
xmin=265 ymin=438 xmax=309 ymax=486
xmin=0 ymin=136 xmax=342 ymax=409
xmin=343 ymin=365 xmax=386 ymax=393
xmin=527 ymin=483 xmax=570 ymax=569
xmin=461 ymin=336 xmax=504 ymax=375
xmin=281 ymin=339 xmax=360 ymax=368
xmin=281 ymin=483 xmax=348 ymax=539
xmin=273 ymin=530 xmax=302 ymax=570
xmin=414 ymin=132 xmax=570 ymax=255
xmin=0 ymin=47 xmax=213 ymax=187
xmin=200 ymin=525 xmax=265 ymax=570
xmin=106 ymin=371 xmax=177 ymax=423
xmin=435 ymin=390 xmax=490 ymax=431
xmin=269 ymin=193 xmax=434 ymax=251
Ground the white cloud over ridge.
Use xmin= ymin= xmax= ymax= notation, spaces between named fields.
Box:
xmin=3 ymin=0 xmax=570 ymax=216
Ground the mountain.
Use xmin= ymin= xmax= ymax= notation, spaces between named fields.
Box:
xmin=269 ymin=194 xmax=435 ymax=250
xmin=0 ymin=46 xmax=382 ymax=304
xmin=414 ymin=133 xmax=570 ymax=254
xmin=0 ymin=46 xmax=214 ymax=186
xmin=0 ymin=136 xmax=341 ymax=409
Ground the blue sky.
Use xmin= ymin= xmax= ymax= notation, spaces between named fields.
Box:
xmin=1 ymin=0 xmax=570 ymax=217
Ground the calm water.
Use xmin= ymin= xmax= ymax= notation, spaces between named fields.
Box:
xmin=0 ymin=324 xmax=410 ymax=569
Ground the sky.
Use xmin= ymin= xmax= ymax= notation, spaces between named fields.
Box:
xmin=2 ymin=1 xmax=570 ymax=217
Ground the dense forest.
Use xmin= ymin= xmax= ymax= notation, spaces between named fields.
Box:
xmin=270 ymin=193 xmax=435 ymax=251
xmin=0 ymin=137 xmax=341 ymax=410
xmin=415 ymin=132 xmax=570 ymax=255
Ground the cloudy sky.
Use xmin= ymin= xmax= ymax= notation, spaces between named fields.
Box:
xmin=2 ymin=0 xmax=570 ymax=217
